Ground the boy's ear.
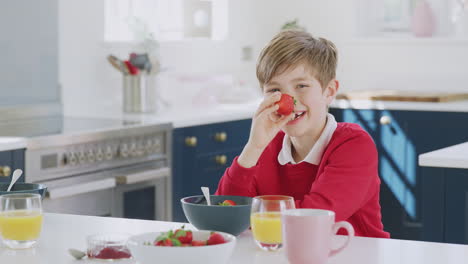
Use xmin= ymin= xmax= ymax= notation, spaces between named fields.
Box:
xmin=325 ymin=79 xmax=339 ymax=104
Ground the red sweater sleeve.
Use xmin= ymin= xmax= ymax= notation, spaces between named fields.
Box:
xmin=295 ymin=131 xmax=379 ymax=222
xmin=215 ymin=156 xmax=259 ymax=197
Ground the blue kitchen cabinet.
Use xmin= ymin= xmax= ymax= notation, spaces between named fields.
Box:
xmin=330 ymin=108 xmax=468 ymax=242
xmin=443 ymin=168 xmax=468 ymax=244
xmin=0 ymin=149 xmax=25 ymax=183
xmin=172 ymin=119 xmax=252 ymax=222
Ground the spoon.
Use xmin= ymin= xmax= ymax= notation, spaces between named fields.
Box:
xmin=68 ymin=248 xmax=87 ymax=260
xmin=201 ymin=186 xmax=211 ymax=206
xmin=7 ymin=169 xmax=23 ymax=192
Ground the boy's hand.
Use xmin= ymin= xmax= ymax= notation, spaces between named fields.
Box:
xmin=238 ymin=92 xmax=294 ymax=168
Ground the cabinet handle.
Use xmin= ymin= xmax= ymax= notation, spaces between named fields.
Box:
xmin=185 ymin=136 xmax=198 ymax=147
xmin=214 ymin=132 xmax=228 ymax=142
xmin=0 ymin=166 xmax=11 ymax=177
xmin=215 ymin=155 xmax=227 ymax=165
xmin=380 ymin=116 xmax=392 ymax=125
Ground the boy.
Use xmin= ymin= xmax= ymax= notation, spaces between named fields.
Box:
xmin=215 ymin=30 xmax=389 ymax=238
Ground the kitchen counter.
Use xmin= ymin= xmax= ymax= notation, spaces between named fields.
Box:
xmin=69 ymin=98 xmax=468 ymax=129
xmin=331 ymin=99 xmax=468 ymax=112
xmin=2 ymin=213 xmax=468 ymax=264
xmin=72 ymin=100 xmax=262 ymax=129
xmin=419 ymin=142 xmax=468 ymax=169
xmin=0 ymin=137 xmax=26 ymax=151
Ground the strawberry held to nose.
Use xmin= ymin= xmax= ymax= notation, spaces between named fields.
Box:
xmin=276 ymin=94 xmax=296 ymax=116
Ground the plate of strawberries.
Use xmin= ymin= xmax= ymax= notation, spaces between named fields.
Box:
xmin=127 ymin=226 xmax=236 ymax=264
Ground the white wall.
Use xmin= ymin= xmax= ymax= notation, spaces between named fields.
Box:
xmin=60 ymin=0 xmax=468 ymax=116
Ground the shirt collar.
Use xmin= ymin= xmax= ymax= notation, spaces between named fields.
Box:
xmin=278 ymin=113 xmax=337 ymax=165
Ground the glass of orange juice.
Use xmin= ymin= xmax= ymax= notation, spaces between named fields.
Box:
xmin=0 ymin=193 xmax=43 ymax=249
xmin=250 ymin=195 xmax=295 ymax=251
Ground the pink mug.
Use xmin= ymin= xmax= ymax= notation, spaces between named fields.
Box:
xmin=282 ymin=209 xmax=354 ymax=264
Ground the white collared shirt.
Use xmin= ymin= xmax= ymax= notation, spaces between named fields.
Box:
xmin=278 ymin=113 xmax=338 ymax=165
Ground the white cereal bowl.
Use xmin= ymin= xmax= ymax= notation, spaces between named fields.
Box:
xmin=127 ymin=230 xmax=236 ymax=264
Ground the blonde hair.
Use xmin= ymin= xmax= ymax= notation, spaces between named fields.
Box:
xmin=256 ymin=30 xmax=338 ymax=89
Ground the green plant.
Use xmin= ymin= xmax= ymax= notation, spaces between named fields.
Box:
xmin=281 ymin=19 xmax=305 ymax=31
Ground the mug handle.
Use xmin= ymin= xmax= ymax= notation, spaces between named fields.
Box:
xmin=329 ymin=221 xmax=355 ymax=257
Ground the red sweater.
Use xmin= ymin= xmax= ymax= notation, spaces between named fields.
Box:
xmin=215 ymin=122 xmax=390 ymax=238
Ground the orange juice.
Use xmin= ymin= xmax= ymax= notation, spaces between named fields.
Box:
xmin=0 ymin=210 xmax=43 ymax=241
xmin=251 ymin=212 xmax=282 ymax=244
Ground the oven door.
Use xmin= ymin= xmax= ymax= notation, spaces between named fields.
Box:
xmin=113 ymin=162 xmax=171 ymax=221
xmin=41 ymin=173 xmax=117 ymax=217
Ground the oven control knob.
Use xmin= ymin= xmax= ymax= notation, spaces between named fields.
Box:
xmin=69 ymin=153 xmax=77 ymax=166
xmin=130 ymin=142 xmax=137 ymax=157
xmin=87 ymin=150 xmax=95 ymax=163
xmin=96 ymin=149 xmax=104 ymax=161
xmin=120 ymin=144 xmax=129 ymax=158
xmin=145 ymin=139 xmax=152 ymax=148
xmin=105 ymin=146 xmax=114 ymax=160
xmin=136 ymin=144 xmax=145 ymax=156
xmin=78 ymin=153 xmax=86 ymax=164
xmin=154 ymin=138 xmax=162 ymax=152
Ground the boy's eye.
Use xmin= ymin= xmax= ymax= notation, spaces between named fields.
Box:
xmin=297 ymin=84 xmax=308 ymax=89
xmin=267 ymin=88 xmax=280 ymax=93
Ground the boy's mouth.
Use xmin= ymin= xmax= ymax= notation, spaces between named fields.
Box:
xmin=293 ymin=111 xmax=305 ymax=120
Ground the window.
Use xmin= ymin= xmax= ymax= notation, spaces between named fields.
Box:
xmin=104 ymin=0 xmax=228 ymax=42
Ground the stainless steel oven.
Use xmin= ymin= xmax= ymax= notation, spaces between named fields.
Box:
xmin=40 ymin=160 xmax=171 ymax=220
xmin=1 ymin=116 xmax=173 ymax=221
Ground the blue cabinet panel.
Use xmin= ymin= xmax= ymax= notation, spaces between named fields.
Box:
xmin=330 ymin=108 xmax=468 ymax=242
xmin=172 ymin=119 xmax=252 ymax=222
xmin=421 ymin=167 xmax=445 ymax=243
xmin=0 ymin=149 xmax=25 ymax=183
xmin=444 ymin=169 xmax=468 ymax=244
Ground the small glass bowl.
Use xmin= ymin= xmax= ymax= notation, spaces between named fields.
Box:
xmin=87 ymin=233 xmax=132 ymax=260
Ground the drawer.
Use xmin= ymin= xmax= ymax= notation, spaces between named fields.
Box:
xmin=185 ymin=148 xmax=243 ymax=196
xmin=175 ymin=119 xmax=251 ymax=154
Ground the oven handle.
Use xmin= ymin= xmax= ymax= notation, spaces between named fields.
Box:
xmin=46 ymin=178 xmax=117 ymax=200
xmin=115 ymin=167 xmax=171 ymax=185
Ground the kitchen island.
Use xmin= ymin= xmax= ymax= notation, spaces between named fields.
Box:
xmin=1 ymin=213 xmax=468 ymax=264
xmin=419 ymin=142 xmax=468 ymax=169
xmin=419 ymin=142 xmax=468 ymax=244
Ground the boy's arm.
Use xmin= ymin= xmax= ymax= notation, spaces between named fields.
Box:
xmin=295 ymin=131 xmax=380 ymax=222
xmin=214 ymin=156 xmax=259 ymax=197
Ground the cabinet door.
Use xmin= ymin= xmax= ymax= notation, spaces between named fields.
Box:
xmin=403 ymin=111 xmax=468 ymax=242
xmin=332 ymin=108 xmax=468 ymax=242
xmin=444 ymin=168 xmax=468 ymax=244
xmin=172 ymin=119 xmax=252 ymax=222
xmin=378 ymin=110 xmax=421 ymax=240
xmin=0 ymin=151 xmax=13 ymax=183
xmin=0 ymin=149 xmax=25 ymax=184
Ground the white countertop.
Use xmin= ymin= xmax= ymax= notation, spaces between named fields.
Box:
xmin=72 ymin=100 xmax=261 ymax=129
xmin=71 ymin=98 xmax=468 ymax=129
xmin=2 ymin=213 xmax=468 ymax=264
xmin=2 ymin=99 xmax=468 ymax=151
xmin=419 ymin=142 xmax=468 ymax=169
xmin=0 ymin=137 xmax=26 ymax=152
xmin=331 ymin=99 xmax=468 ymax=112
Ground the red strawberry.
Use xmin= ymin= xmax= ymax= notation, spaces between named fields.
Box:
xmin=191 ymin=240 xmax=207 ymax=246
xmin=174 ymin=225 xmax=193 ymax=244
xmin=154 ymin=238 xmax=174 ymax=246
xmin=154 ymin=230 xmax=182 ymax=247
xmin=207 ymin=232 xmax=226 ymax=245
xmin=219 ymin=200 xmax=237 ymax=206
xmin=276 ymin=94 xmax=296 ymax=116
